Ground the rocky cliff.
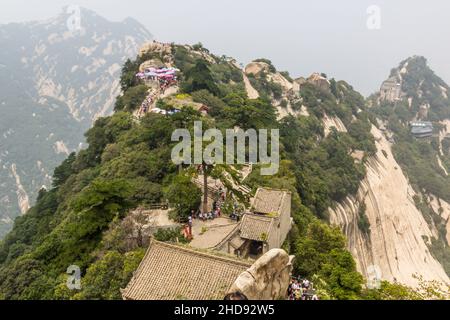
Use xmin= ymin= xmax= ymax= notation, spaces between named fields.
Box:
xmin=0 ymin=7 xmax=152 ymax=237
xmin=330 ymin=56 xmax=450 ymax=287
xmin=241 ymin=56 xmax=450 ymax=287
xmin=330 ymin=125 xmax=449 ymax=287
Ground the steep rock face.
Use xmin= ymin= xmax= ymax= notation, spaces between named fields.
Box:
xmin=139 ymin=41 xmax=172 ymax=58
xmin=243 ymin=63 xmax=348 ymax=134
xmin=244 ymin=61 xmax=270 ymax=76
xmin=0 ymin=7 xmax=152 ymax=237
xmin=437 ymin=119 xmax=450 ymax=178
xmin=244 ymin=62 xmax=306 ymax=120
xmin=243 ymin=73 xmax=260 ymax=99
xmin=10 ymin=164 xmax=30 ymax=214
xmin=323 ymin=113 xmax=347 ymax=136
xmin=429 ymin=196 xmax=450 ymax=245
xmin=19 ymin=8 xmax=152 ymax=122
xmin=438 ymin=119 xmax=450 ymax=156
xmin=269 ymin=71 xmax=301 ymax=120
xmin=306 ymin=73 xmax=331 ymax=93
xmin=330 ymin=125 xmax=449 ymax=287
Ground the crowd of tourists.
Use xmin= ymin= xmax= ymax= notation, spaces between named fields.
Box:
xmin=229 ymin=202 xmax=242 ymax=222
xmin=139 ymin=93 xmax=155 ymax=114
xmin=182 ymin=182 xmax=244 ymax=240
xmin=287 ymin=277 xmax=319 ymax=300
xmin=136 ymin=67 xmax=179 ymax=83
xmin=136 ymin=67 xmax=179 ymax=116
xmin=190 ymin=198 xmax=224 ymax=222
xmin=197 ymin=209 xmax=221 ymax=221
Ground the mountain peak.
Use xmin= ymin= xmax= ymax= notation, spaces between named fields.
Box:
xmin=403 ymin=55 xmax=427 ymax=63
xmin=0 ymin=5 xmax=154 ymax=238
xmin=26 ymin=6 xmax=152 ymax=39
xmin=378 ymin=55 xmax=450 ymax=119
xmin=122 ymin=16 xmax=142 ymax=25
xmin=60 ymin=5 xmax=101 ymax=19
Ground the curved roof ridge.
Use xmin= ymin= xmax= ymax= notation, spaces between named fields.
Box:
xmin=150 ymin=239 xmax=252 ymax=267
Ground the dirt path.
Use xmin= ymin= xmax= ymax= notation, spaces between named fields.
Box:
xmin=133 ymin=84 xmax=180 ymax=119
xmin=437 ymin=155 xmax=448 ymax=176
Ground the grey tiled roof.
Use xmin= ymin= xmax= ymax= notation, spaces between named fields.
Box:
xmin=122 ymin=240 xmax=251 ymax=300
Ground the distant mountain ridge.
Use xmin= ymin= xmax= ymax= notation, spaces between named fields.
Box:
xmin=0 ymin=7 xmax=152 ymax=237
xmin=336 ymin=55 xmax=450 ymax=285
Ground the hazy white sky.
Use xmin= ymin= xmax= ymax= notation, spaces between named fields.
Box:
xmin=1 ymin=0 xmax=449 ymax=95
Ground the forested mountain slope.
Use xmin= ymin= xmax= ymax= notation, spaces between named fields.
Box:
xmin=0 ymin=44 xmax=448 ymax=300
xmin=0 ymin=7 xmax=152 ymax=237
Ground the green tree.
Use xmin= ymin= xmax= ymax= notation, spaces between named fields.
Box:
xmin=196 ymin=162 xmax=246 ymax=214
xmin=294 ymin=221 xmax=346 ymax=276
xmin=222 ymin=93 xmax=278 ymax=130
xmin=114 ymin=85 xmax=148 ymax=112
xmin=165 ymin=174 xmax=202 ymax=221
xmin=319 ymin=249 xmax=364 ymax=300
xmin=70 ymin=178 xmax=135 ymax=239
xmin=293 ymin=221 xmax=363 ymax=300
xmin=75 ymin=249 xmax=145 ymax=300
xmin=184 ymin=60 xmax=220 ymax=96
xmin=119 ymin=58 xmax=140 ymax=91
xmin=53 ymin=152 xmax=76 ymax=187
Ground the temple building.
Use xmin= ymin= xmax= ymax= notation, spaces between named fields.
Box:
xmin=215 ymin=188 xmax=292 ymax=259
xmin=410 ymin=121 xmax=433 ymax=138
xmin=380 ymin=77 xmax=403 ymax=102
